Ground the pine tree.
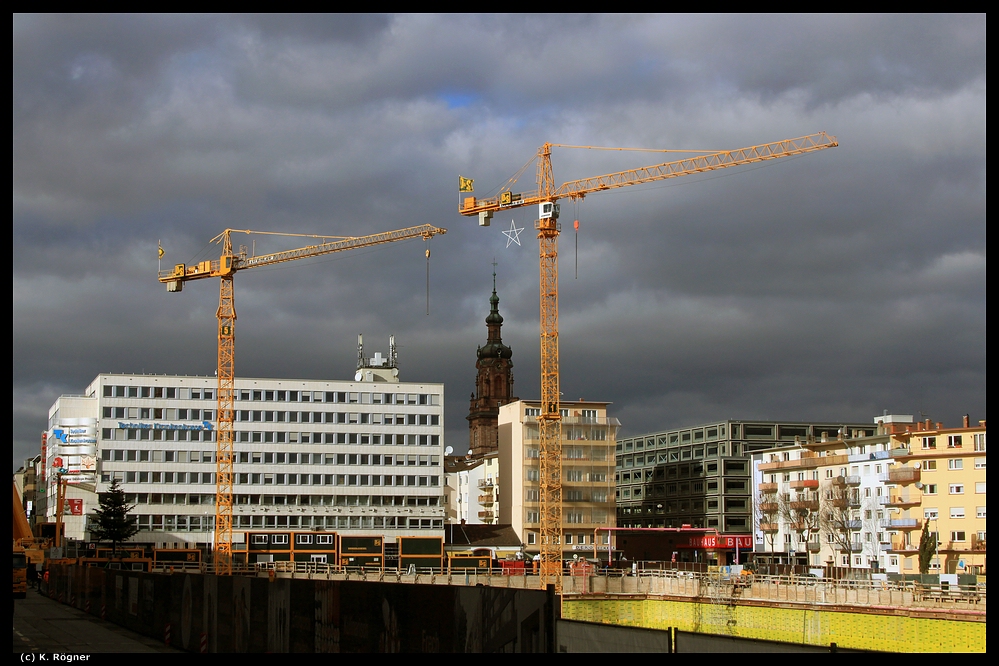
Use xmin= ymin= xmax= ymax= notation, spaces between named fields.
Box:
xmin=918 ymin=521 xmax=937 ymax=574
xmin=90 ymin=479 xmax=139 ymax=557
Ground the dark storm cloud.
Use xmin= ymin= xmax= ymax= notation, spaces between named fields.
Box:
xmin=13 ymin=15 xmax=985 ymax=467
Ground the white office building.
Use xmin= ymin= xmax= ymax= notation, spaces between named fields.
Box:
xmin=45 ymin=371 xmax=446 ymax=548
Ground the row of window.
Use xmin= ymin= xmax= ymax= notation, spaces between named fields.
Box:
xmin=617 ymin=444 xmax=737 ymax=461
xmin=235 ymin=411 xmax=439 ymax=425
xmin=237 ymin=516 xmax=443 ymax=530
xmin=119 ymin=493 xmax=441 ymax=507
xmin=104 ymin=410 xmax=440 ymax=425
xmin=236 ymin=473 xmax=440 ymax=487
xmin=923 ymin=507 xmax=987 ymax=519
xmin=618 ymin=479 xmax=748 ymax=497
xmin=103 ymin=449 xmax=214 ymax=462
xmin=921 ymin=434 xmax=987 ymax=451
xmin=101 ymin=449 xmax=441 ymax=467
xmin=523 ymin=470 xmax=609 ymax=482
xmin=103 ymin=430 xmax=442 ymax=446
xmin=618 ymin=498 xmax=724 ymax=514
xmin=524 ymin=510 xmax=608 ymax=525
xmin=103 ymin=471 xmax=214 ymax=484
xmin=238 ymin=452 xmax=439 ymax=466
xmin=103 ymin=407 xmax=213 ymax=420
xmin=252 ymin=533 xmax=335 ymax=545
xmin=523 ymin=532 xmax=610 ymax=545
xmin=103 ymin=385 xmax=440 ymax=406
xmin=104 ymin=470 xmax=442 ymax=487
xmin=525 ymin=447 xmax=609 ymax=460
xmin=618 ymin=460 xmax=745 ymax=477
xmin=921 ymin=483 xmax=986 ymax=495
xmin=99 ymin=514 xmax=444 ymax=532
xmin=524 ymin=489 xmax=609 ymax=503
xmin=105 ymin=429 xmax=214 ymax=442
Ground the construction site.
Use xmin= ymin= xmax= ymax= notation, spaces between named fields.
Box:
xmin=14 ymin=129 xmax=986 ymax=653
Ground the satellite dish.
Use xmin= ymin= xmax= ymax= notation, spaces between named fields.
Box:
xmin=913 ymin=462 xmax=921 ymax=470
xmin=445 ymin=446 xmax=454 ymax=456
xmin=915 ymin=482 xmax=923 ymax=489
xmin=354 ymin=372 xmax=363 ymax=381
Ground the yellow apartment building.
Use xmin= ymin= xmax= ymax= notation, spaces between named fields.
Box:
xmin=889 ymin=417 xmax=986 ymax=575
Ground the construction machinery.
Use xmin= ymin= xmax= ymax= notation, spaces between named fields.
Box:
xmin=158 ymin=224 xmax=446 ymax=574
xmin=458 ymin=132 xmax=838 ymax=590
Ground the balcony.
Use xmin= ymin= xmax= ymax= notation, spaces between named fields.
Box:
xmin=832 ymin=495 xmax=860 ymax=509
xmin=789 ymin=499 xmax=819 ymax=511
xmin=477 ymin=479 xmax=494 ymax=489
xmin=971 ymin=536 xmax=986 ymax=552
xmin=759 ymin=523 xmax=780 ymax=533
xmin=759 ymin=453 xmax=822 ymax=472
xmin=887 ymin=492 xmax=920 ymax=508
xmin=477 ymin=510 xmax=495 ymax=520
xmin=881 ymin=467 xmax=920 ymax=485
xmin=881 ymin=518 xmax=921 ymax=530
xmin=758 ymin=502 xmax=779 ymax=514
xmin=832 ymin=475 xmax=861 ymax=487
xmin=478 ymin=494 xmax=494 ymax=505
xmin=806 ymin=542 xmax=821 ymax=552
xmin=890 ymin=539 xmax=917 ymax=553
xmin=757 ymin=483 xmax=778 ymax=494
xmin=789 ymin=479 xmax=819 ymax=490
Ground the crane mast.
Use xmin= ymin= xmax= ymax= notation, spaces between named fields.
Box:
xmin=160 ymin=224 xmax=446 ymax=574
xmin=460 ymin=132 xmax=837 ymax=591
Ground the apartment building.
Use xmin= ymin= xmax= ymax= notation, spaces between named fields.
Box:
xmin=889 ymin=417 xmax=986 ymax=575
xmin=498 ymin=400 xmax=619 ymax=556
xmin=751 ymin=419 xmax=907 ymax=571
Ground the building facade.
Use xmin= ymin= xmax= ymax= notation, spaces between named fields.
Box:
xmin=617 ymin=420 xmax=874 ymax=537
xmin=443 ymin=452 xmax=499 ymax=525
xmin=751 ymin=418 xmax=908 ymax=571
xmin=498 ymin=400 xmax=619 ymax=556
xmin=750 ymin=414 xmax=987 ymax=576
xmin=45 ymin=372 xmax=446 ymax=548
xmin=889 ymin=417 xmax=986 ymax=575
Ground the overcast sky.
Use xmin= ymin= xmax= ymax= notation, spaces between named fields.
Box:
xmin=13 ymin=15 xmax=985 ymax=468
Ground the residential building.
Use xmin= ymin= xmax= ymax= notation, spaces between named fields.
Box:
xmin=444 ymin=451 xmax=499 ymax=525
xmin=888 ymin=416 xmax=986 ymax=575
xmin=44 ymin=363 xmax=446 ymax=549
xmin=498 ymin=400 xmax=619 ymax=556
xmin=751 ymin=417 xmax=908 ymax=571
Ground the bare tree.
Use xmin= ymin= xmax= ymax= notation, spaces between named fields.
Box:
xmin=780 ymin=486 xmax=821 ymax=566
xmin=820 ymin=478 xmax=860 ymax=573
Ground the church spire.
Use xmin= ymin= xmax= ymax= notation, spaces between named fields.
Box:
xmin=468 ymin=265 xmax=516 ymax=456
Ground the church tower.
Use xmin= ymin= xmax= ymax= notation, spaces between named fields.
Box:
xmin=467 ymin=270 xmax=516 ymax=456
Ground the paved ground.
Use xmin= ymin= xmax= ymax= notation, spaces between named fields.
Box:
xmin=13 ymin=589 xmax=182 ymax=654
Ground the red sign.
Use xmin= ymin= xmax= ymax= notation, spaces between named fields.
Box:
xmin=64 ymin=499 xmax=83 ymax=515
xmin=688 ymin=534 xmax=753 ymax=549
xmin=53 ymin=456 xmax=64 ymax=468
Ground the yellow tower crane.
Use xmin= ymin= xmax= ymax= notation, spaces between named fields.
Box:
xmin=458 ymin=132 xmax=838 ymax=590
xmin=159 ymin=224 xmax=446 ymax=574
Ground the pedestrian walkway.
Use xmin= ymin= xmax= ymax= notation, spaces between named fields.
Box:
xmin=13 ymin=590 xmax=182 ymax=653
